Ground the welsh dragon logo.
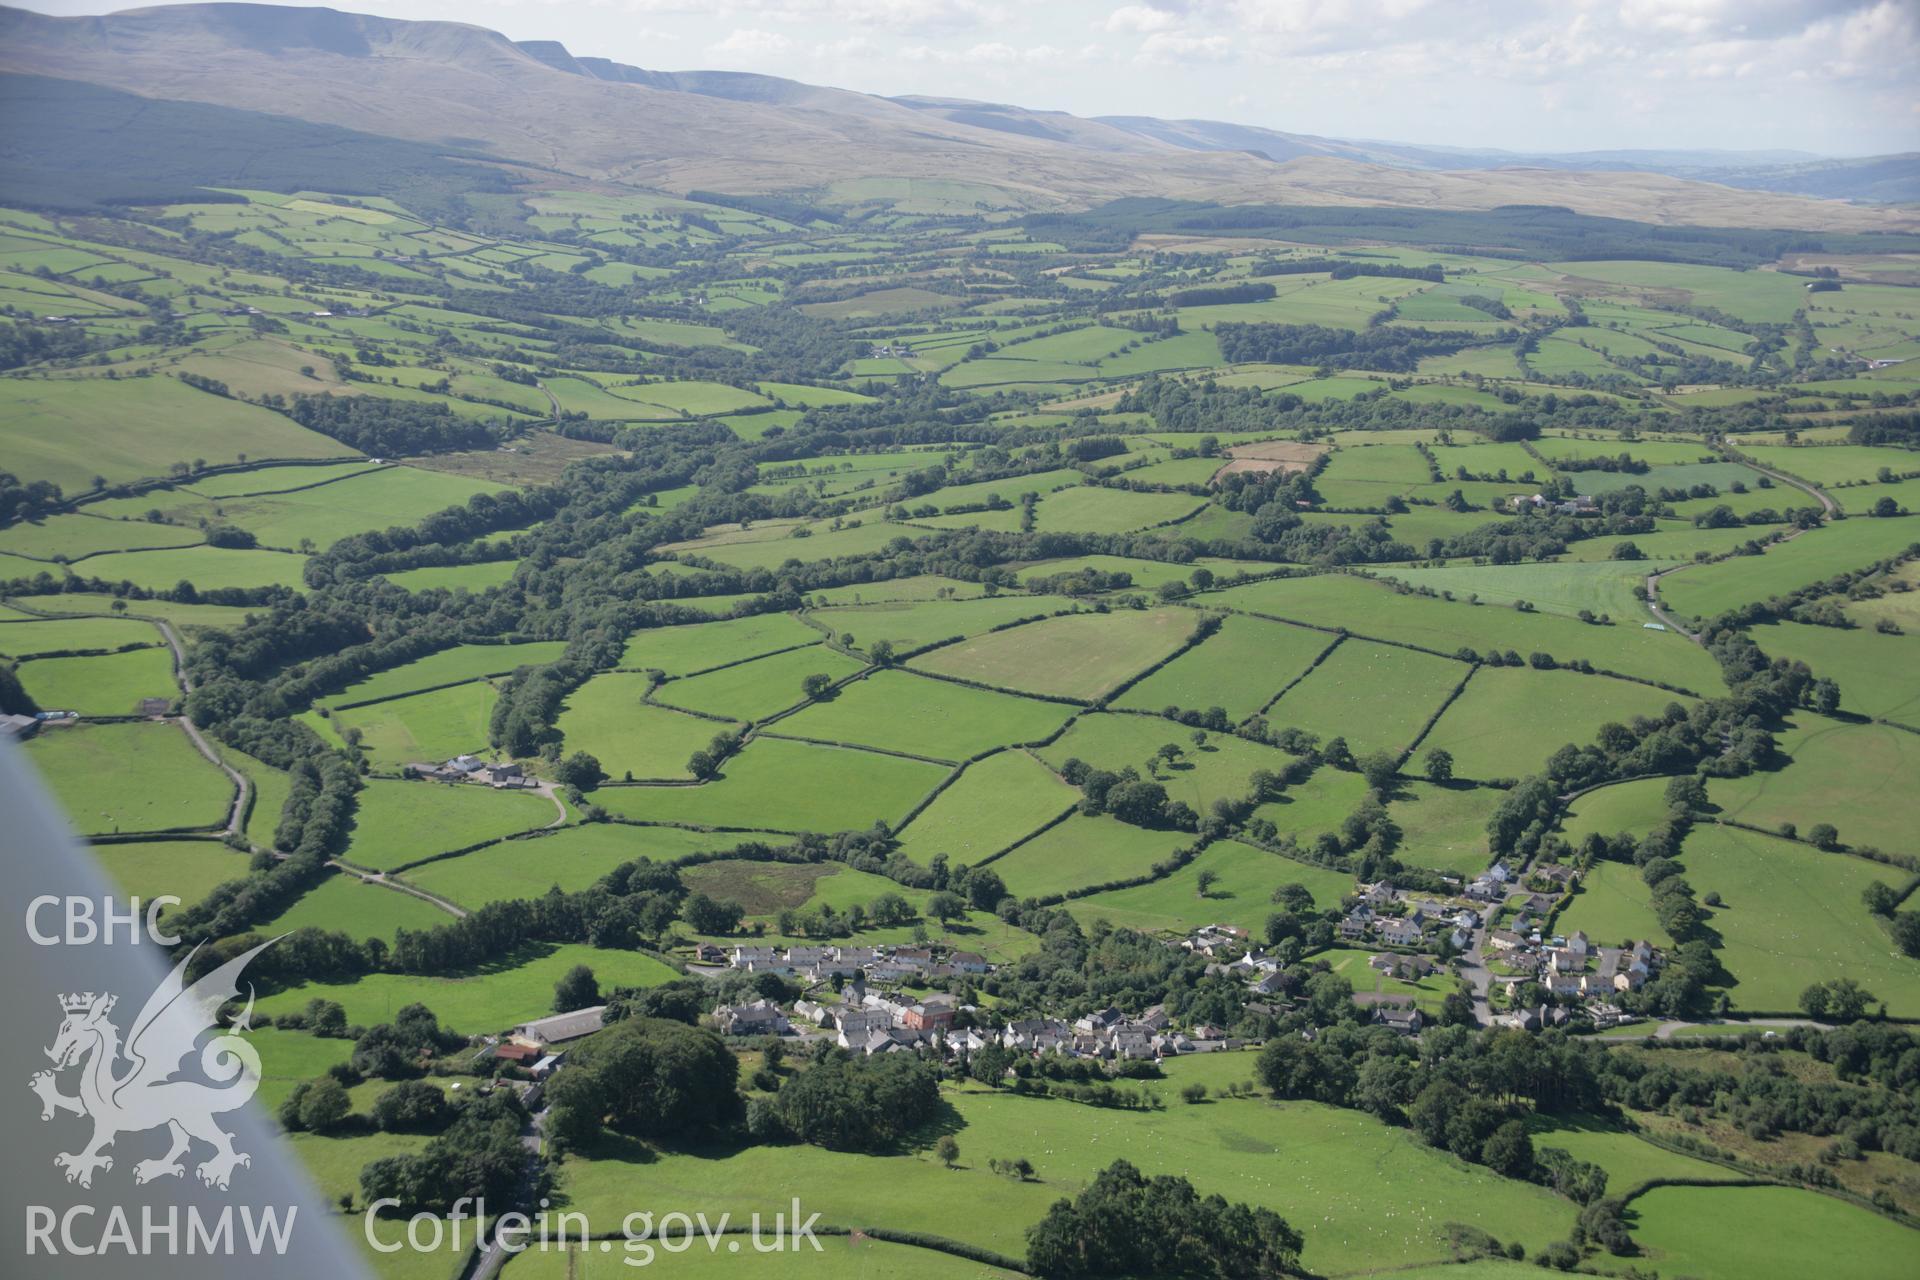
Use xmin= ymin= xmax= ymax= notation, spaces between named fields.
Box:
xmin=28 ymin=939 xmax=275 ymax=1190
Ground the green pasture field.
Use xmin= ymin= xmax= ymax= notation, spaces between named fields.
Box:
xmin=0 ymin=614 xmax=162 ymax=657
xmin=245 ymin=1027 xmax=354 ymax=1113
xmin=402 ymin=824 xmax=739 ymax=910
xmin=1265 ymin=638 xmax=1464 ymax=758
xmin=1569 ymin=460 xmax=1752 ymax=497
xmin=1680 ymin=822 xmax=1920 ymax=1016
xmin=1318 ymin=442 xmax=1434 ymax=489
xmin=1658 ymin=516 xmax=1920 ymax=621
xmin=659 ymin=520 xmax=913 ymax=571
xmin=1113 ymin=613 xmax=1334 ymax=720
xmin=1555 ymin=860 xmax=1671 ymax=948
xmin=909 ymin=606 xmax=1194 ymax=700
xmin=1740 ymin=444 xmax=1920 ymax=487
xmin=1709 ymin=715 xmax=1919 ymax=855
xmin=324 ymin=641 xmax=568 ymax=706
xmin=756 ymin=381 xmax=874 ymax=407
xmin=1526 ymin=1114 xmax=1740 ymax=1192
xmin=340 ymin=778 xmax=555 ymax=872
xmin=545 ymin=375 xmax=675 ymax=421
xmin=1626 ymin=1183 xmax=1919 ymax=1280
xmin=262 ymin=870 xmax=453 ymax=941
xmin=1066 ymin=838 xmax=1354 ymax=936
xmin=594 ymin=736 xmax=947 ymax=833
xmin=1744 ymin=619 xmax=1920 ymax=724
xmin=977 ymin=812 xmax=1191 ymax=902
xmin=1840 ymin=560 xmax=1920 ymax=631
xmin=610 ymin=379 xmax=770 ymax=417
xmin=382 ymin=560 xmax=518 ymax=593
xmin=1559 ymin=776 xmax=1676 ymax=843
xmin=93 ymin=838 xmax=248 ymax=919
xmin=14 ymin=645 xmax=178 ymax=714
xmin=772 ymin=669 xmax=1073 ymax=761
xmin=620 ymin=611 xmax=822 ymax=673
xmin=0 ymin=376 xmax=357 ymax=491
xmin=182 ymin=461 xmax=388 ymax=498
xmin=1555 ymin=522 xmax=1770 ymax=564
xmin=1030 ymin=485 xmax=1207 ymax=534
xmin=255 ymin=942 xmax=679 ymax=1033
xmin=1011 ymin=553 xmax=1266 ymax=592
xmin=25 ymin=721 xmax=232 ymax=835
xmin=554 ymin=1086 xmax=1573 ymax=1275
xmin=1530 ymin=436 xmax=1715 ymax=466
xmin=94 ymin=465 xmax=507 ymax=552
xmin=1119 ymin=456 xmax=1229 ymax=485
xmin=1551 ymin=261 xmax=1814 ymax=323
xmin=1038 ymin=712 xmax=1302 ymax=814
xmin=1386 ymin=781 xmax=1500 ymax=875
xmin=809 ymin=594 xmax=1080 ymax=655
xmin=799 ymin=286 xmax=961 ymax=319
xmin=1252 ymin=762 xmax=1373 ymax=841
xmin=321 ymin=680 xmax=498 ymax=768
xmin=1370 ymin=560 xmax=1666 ymax=625
xmin=0 ymin=512 xmax=202 ymax=560
xmin=803 ymin=574 xmax=986 ymax=606
xmin=1420 ymin=667 xmax=1690 ymax=782
xmin=1208 ymin=572 xmax=1724 ymax=692
xmin=557 ymin=677 xmax=739 ymax=779
xmin=6 ymin=592 xmax=261 ymax=633
xmin=655 ymin=645 xmax=865 ymax=722
xmin=68 ymin=545 xmax=310 ymax=592
xmin=892 ymin=749 xmax=1079 ymax=865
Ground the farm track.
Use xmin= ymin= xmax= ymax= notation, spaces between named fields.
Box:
xmin=1641 ymin=443 xmax=1840 ymax=638
xmin=174 ymin=715 xmax=250 ymax=840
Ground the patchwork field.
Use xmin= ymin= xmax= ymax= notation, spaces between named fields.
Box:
xmin=557 ymin=675 xmax=740 ymax=779
xmin=594 ymin=736 xmax=948 ymax=833
xmin=401 ymin=824 xmax=738 ymax=910
xmin=1265 ymin=638 xmax=1465 ymax=758
xmin=772 ymin=668 xmax=1072 ymax=761
xmin=254 ymin=943 xmax=679 ymax=1033
xmin=909 ymin=606 xmax=1195 ymax=700
xmin=1708 ymin=717 xmax=1920 ymax=857
xmin=93 ymin=837 xmax=249 ymax=918
xmin=655 ymin=644 xmax=866 ymax=722
xmin=892 ymin=748 xmax=1080 ymax=865
xmin=25 ymin=721 xmax=233 ymax=835
xmin=1113 ymin=612 xmax=1334 ymax=720
xmin=1209 ymin=573 xmax=1724 ymax=692
xmin=11 ymin=167 xmax=1920 ymax=1280
xmin=1066 ymin=838 xmax=1355 ymax=935
xmin=1679 ymin=823 xmax=1920 ymax=1016
xmin=1658 ymin=516 xmax=1920 ymax=621
xmin=13 ymin=644 xmax=177 ymax=714
xmin=340 ymin=777 xmax=556 ymax=871
xmin=1419 ymin=667 xmax=1690 ymax=781
xmin=620 ymin=611 xmax=824 ymax=674
xmin=987 ymin=813 xmax=1190 ymax=900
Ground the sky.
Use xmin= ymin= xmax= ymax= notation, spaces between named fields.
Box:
xmin=19 ymin=0 xmax=1920 ymax=156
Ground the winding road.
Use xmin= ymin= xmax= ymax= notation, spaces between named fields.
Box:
xmin=1638 ymin=441 xmax=1839 ymax=640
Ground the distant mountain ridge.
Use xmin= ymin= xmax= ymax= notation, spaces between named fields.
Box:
xmin=0 ymin=3 xmax=1912 ymax=225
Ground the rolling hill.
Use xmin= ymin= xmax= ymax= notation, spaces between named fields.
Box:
xmin=0 ymin=2 xmax=1911 ymax=227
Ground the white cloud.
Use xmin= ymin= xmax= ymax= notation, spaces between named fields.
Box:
xmin=709 ymin=27 xmax=791 ymax=57
xmin=1136 ymin=30 xmax=1235 ymax=62
xmin=1106 ymin=4 xmax=1178 ymax=33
